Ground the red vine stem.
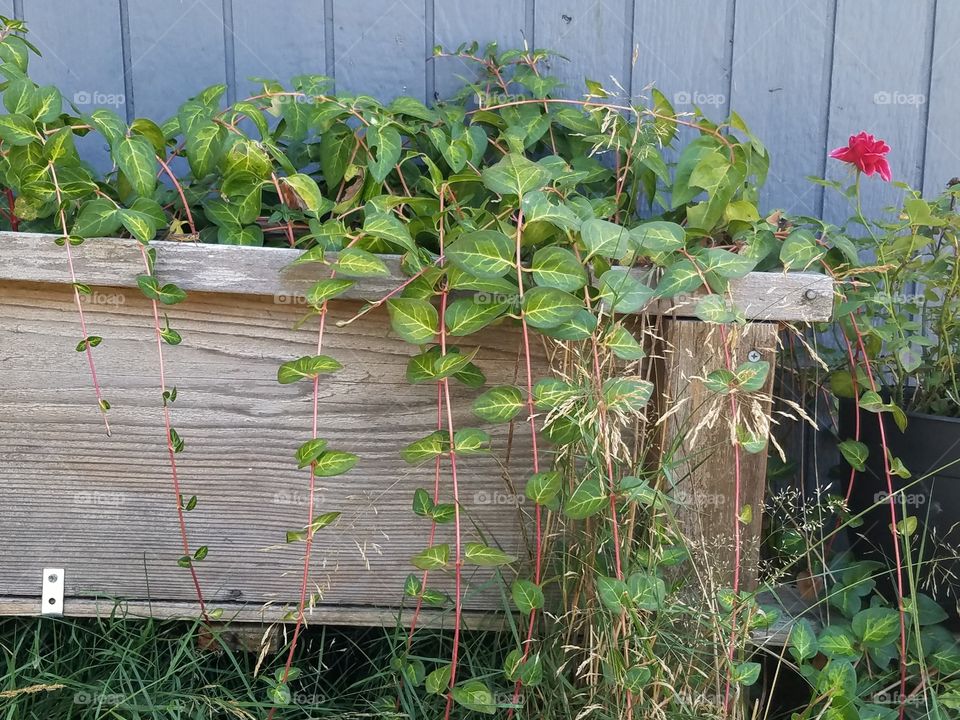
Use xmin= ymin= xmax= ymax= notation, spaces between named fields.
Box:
xmin=507 ymin=207 xmax=547 ymax=718
xmin=5 ymin=188 xmax=18 ymax=231
xmin=48 ymin=163 xmax=111 ymax=436
xmin=157 ymin=156 xmax=197 ymax=235
xmin=136 ymin=243 xmax=208 ymax=620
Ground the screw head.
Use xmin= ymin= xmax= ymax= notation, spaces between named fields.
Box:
xmin=47 ymin=573 xmax=58 ymax=583
xmin=804 ymin=289 xmax=819 ymax=301
xmin=747 ymin=350 xmax=762 ymax=362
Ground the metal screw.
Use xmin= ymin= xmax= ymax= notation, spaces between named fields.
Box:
xmin=803 ymin=289 xmax=819 ymax=301
xmin=747 ymin=350 xmax=762 ymax=362
xmin=47 ymin=573 xmax=58 ymax=583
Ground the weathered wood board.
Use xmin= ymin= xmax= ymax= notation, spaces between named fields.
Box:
xmin=0 ymin=233 xmax=832 ymax=624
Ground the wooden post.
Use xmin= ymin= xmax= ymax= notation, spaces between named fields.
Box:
xmin=659 ymin=319 xmax=779 ymax=593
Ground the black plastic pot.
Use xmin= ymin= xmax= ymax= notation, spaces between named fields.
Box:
xmin=840 ymin=397 xmax=960 ymax=608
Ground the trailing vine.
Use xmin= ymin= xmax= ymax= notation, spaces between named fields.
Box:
xmin=8 ymin=21 xmax=951 ymax=719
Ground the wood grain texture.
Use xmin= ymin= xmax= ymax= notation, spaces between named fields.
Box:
xmin=0 ymin=279 xmax=541 ymax=617
xmin=729 ymin=0 xmax=835 ymax=216
xmin=126 ymin=0 xmax=228 ymax=121
xmin=823 ymin=0 xmax=935 ymax=222
xmin=332 ymin=0 xmax=426 ymax=102
xmin=433 ymin=0 xmax=526 ymax=100
xmin=230 ymin=0 xmax=328 ymax=97
xmin=0 ymin=233 xmax=834 ymax=322
xmin=921 ymin=1 xmax=960 ymax=196
xmin=660 ymin=320 xmax=778 ymax=591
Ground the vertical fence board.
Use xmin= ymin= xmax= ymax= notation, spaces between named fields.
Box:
xmin=332 ymin=0 xmax=426 ymax=102
xmin=20 ymin=1 xmax=125 ymax=170
xmin=433 ymin=1 xmax=525 ymax=100
xmin=535 ymin=0 xmax=633 ymax=99
xmin=126 ymin=0 xmax=228 ymax=121
xmin=729 ymin=0 xmax=835 ymax=216
xmin=922 ymin=2 xmax=960 ymax=196
xmin=632 ymin=0 xmax=734 ymax=121
xmin=823 ymin=0 xmax=935 ymax=222
xmin=230 ymin=0 xmax=327 ymax=97
xmin=661 ymin=320 xmax=777 ymax=591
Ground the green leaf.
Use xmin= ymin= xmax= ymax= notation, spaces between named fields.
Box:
xmin=366 ymin=124 xmax=401 ymax=183
xmin=698 ymin=247 xmax=756 ymax=279
xmin=363 ymin=212 xmax=416 ymax=253
xmin=838 ymin=439 xmax=868 ymax=472
xmin=387 ymin=298 xmax=438 ymax=343
xmin=602 ymin=377 xmax=654 ymax=412
xmin=736 ymin=360 xmax=770 ymax=392
xmin=521 ymin=287 xmax=581 ymax=329
xmin=630 ymin=220 xmax=685 ymax=253
xmin=851 ymin=607 xmax=900 ymax=648
xmin=628 ymin=572 xmax=666 ymax=610
xmin=511 ymin=579 xmax=545 ymax=614
xmin=731 ymin=661 xmax=761 ymax=686
xmin=425 ymin=665 xmax=451 ymax=695
xmin=114 ymin=135 xmax=158 ymax=197
xmin=281 ymin=173 xmax=327 ymax=215
xmin=694 ymin=295 xmax=737 ymax=323
xmin=451 ymin=680 xmax=496 ymax=715
xmin=654 ymin=259 xmax=703 ymax=298
xmin=605 ymin=324 xmax=646 ymax=360
xmin=446 ymin=230 xmax=515 ymax=279
xmin=320 ymin=127 xmax=354 ymax=187
xmin=295 ymin=438 xmax=328 ymax=468
xmin=412 ymin=488 xmax=434 ymax=517
xmin=464 ymin=542 xmax=515 ymax=567
xmin=334 ymin=247 xmax=391 ymax=277
xmin=216 ymin=225 xmax=264 ymax=246
xmin=581 ymin=218 xmax=631 ymax=260
xmin=185 ymin=121 xmax=225 ymax=178
xmin=482 ymin=152 xmax=551 ymax=196
xmin=780 ymin=228 xmax=825 ymax=271
xmin=526 ymin=470 xmax=562 ymax=505
xmin=411 ymin=544 xmax=449 ymax=570
xmin=277 ymin=355 xmax=343 ymax=383
xmin=119 ymin=207 xmax=158 ymax=243
xmin=453 ymin=428 xmax=490 ymax=454
xmin=789 ymin=619 xmax=819 ymax=662
xmin=599 ymin=268 xmax=654 ymax=313
xmin=313 ymin=450 xmax=358 ymax=477
xmin=445 ymin=297 xmax=508 ymax=336
xmin=0 ymin=113 xmax=38 ymax=145
xmin=815 ymin=660 xmax=857 ymax=699
xmin=597 ymin=576 xmax=630 ymax=612
xmin=818 ymin=626 xmax=861 ymax=661
xmin=521 ymin=190 xmax=581 ymax=231
xmin=72 ymin=198 xmax=121 ymax=237
xmin=564 ymin=476 xmax=607 ymax=519
xmin=307 ymin=278 xmax=355 ymax=306
xmin=136 ymin=275 xmax=186 ymax=305
xmin=401 ymin=431 xmax=447 ymax=463
xmin=473 ymin=385 xmax=524 ymax=423
xmin=533 ymin=378 xmax=580 ymax=409
xmin=531 ymin=246 xmax=587 ymax=291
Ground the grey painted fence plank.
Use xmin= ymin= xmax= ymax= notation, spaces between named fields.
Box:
xmin=922 ymin=2 xmax=960 ymax=196
xmin=433 ymin=0 xmax=526 ymax=100
xmin=332 ymin=0 xmax=426 ymax=102
xmin=536 ymin=0 xmax=633 ymax=99
xmin=631 ymin=0 xmax=734 ymax=121
xmin=21 ymin=1 xmax=126 ymax=170
xmin=126 ymin=0 xmax=228 ymax=121
xmin=823 ymin=0 xmax=935 ymax=222
xmin=230 ymin=0 xmax=328 ymax=97
xmin=729 ymin=0 xmax=835 ymax=217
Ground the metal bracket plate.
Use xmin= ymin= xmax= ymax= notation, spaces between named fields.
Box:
xmin=42 ymin=568 xmax=64 ymax=615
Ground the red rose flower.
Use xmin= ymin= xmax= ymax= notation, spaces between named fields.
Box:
xmin=829 ymin=131 xmax=892 ymax=182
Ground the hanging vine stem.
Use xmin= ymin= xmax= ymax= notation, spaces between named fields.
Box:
xmin=156 ymin=156 xmax=196 ymax=235
xmin=506 ymin=206 xmax=547 ymax=717
xmin=135 ymin=242 xmax=209 ymax=621
xmin=47 ymin=162 xmax=111 ymax=435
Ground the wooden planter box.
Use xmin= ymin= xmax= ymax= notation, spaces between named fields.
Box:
xmin=0 ymin=232 xmax=832 ymax=625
